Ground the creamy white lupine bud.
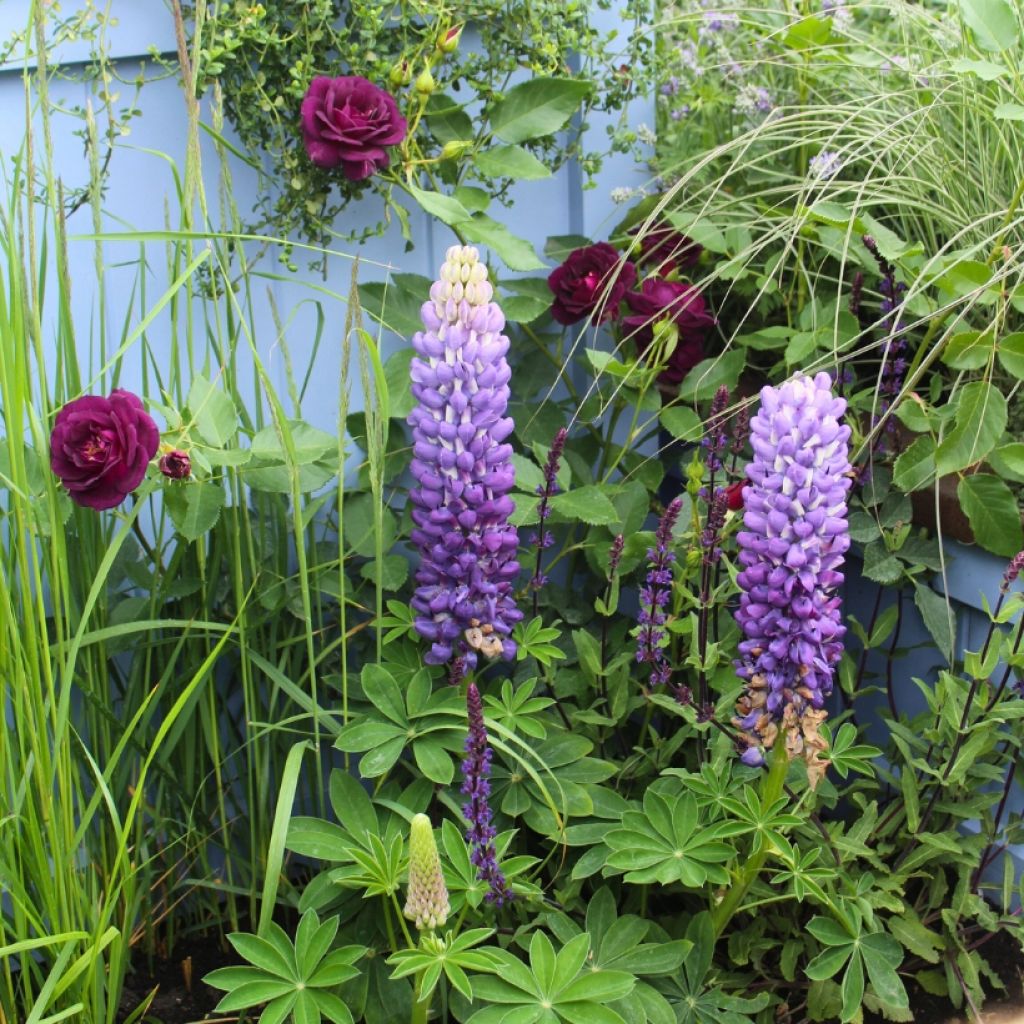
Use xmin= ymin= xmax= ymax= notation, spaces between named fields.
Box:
xmin=403 ymin=814 xmax=450 ymax=931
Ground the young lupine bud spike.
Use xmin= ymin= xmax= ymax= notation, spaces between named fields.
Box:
xmin=404 ymin=814 xmax=450 ymax=931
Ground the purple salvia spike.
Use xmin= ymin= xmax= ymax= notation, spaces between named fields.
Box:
xmin=461 ymin=682 xmax=512 ymax=905
xmin=731 ymin=373 xmax=852 ymax=788
xmin=636 ymin=497 xmax=682 ymax=689
xmin=408 ymin=246 xmax=523 ymax=669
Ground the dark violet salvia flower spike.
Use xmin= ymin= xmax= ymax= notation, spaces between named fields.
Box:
xmin=530 ymin=427 xmax=567 ymax=604
xmin=462 ymin=682 xmax=512 ymax=905
xmin=732 ymin=373 xmax=852 ymax=789
xmin=636 ymin=497 xmax=683 ymax=689
xmin=1002 ymin=550 xmax=1024 ymax=593
xmin=702 ymin=385 xmax=730 ymax=474
xmin=408 ymin=246 xmax=523 ymax=669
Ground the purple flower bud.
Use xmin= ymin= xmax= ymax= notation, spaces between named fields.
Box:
xmin=731 ymin=373 xmax=851 ymax=788
xmin=462 ymin=682 xmax=512 ymax=905
xmin=159 ymin=448 xmax=191 ymax=480
xmin=1002 ymin=551 xmax=1024 ymax=592
xmin=408 ymin=247 xmax=523 ymax=668
xmin=608 ymin=534 xmax=625 ymax=576
xmin=636 ymin=497 xmax=682 ymax=688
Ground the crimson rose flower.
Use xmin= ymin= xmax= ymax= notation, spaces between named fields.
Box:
xmin=547 ymin=242 xmax=636 ymax=325
xmin=301 ymin=76 xmax=407 ymax=181
xmin=50 ymin=389 xmax=160 ymax=510
xmin=725 ymin=480 xmax=745 ymax=511
xmin=623 ymin=277 xmax=715 ymax=385
xmin=629 ymin=222 xmax=703 ymax=274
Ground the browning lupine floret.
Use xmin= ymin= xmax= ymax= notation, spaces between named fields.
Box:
xmin=408 ymin=246 xmax=522 ymax=669
xmin=732 ymin=373 xmax=852 ymax=786
xmin=404 ymin=814 xmax=450 ymax=931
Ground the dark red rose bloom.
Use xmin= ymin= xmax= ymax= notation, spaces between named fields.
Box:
xmin=300 ymin=76 xmax=407 ymax=180
xmin=623 ymin=277 xmax=715 ymax=385
xmin=725 ymin=480 xmax=745 ymax=511
xmin=50 ymin=389 xmax=160 ymax=510
xmin=547 ymin=242 xmax=637 ymax=325
xmin=159 ymin=449 xmax=192 ymax=480
xmin=630 ymin=222 xmax=703 ymax=274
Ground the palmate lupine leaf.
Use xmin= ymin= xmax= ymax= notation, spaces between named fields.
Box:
xmin=468 ymin=931 xmax=635 ymax=1024
xmin=206 ymin=911 xmax=365 ymax=1024
xmin=602 ymin=789 xmax=735 ymax=886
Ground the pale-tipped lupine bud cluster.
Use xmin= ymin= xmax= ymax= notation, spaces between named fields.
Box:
xmin=732 ymin=373 xmax=852 ymax=788
xmin=408 ymin=246 xmax=522 ymax=668
xmin=404 ymin=814 xmax=450 ymax=931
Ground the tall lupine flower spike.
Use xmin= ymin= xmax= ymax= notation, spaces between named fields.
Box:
xmin=461 ymin=682 xmax=512 ymax=905
xmin=636 ymin=497 xmax=683 ymax=689
xmin=530 ymin=427 xmax=567 ymax=607
xmin=404 ymin=814 xmax=450 ymax=930
xmin=408 ymin=246 xmax=523 ymax=669
xmin=732 ymin=373 xmax=852 ymax=788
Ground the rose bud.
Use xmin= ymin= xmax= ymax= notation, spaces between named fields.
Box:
xmin=414 ymin=67 xmax=436 ymax=96
xmin=159 ymin=449 xmax=192 ymax=480
xmin=437 ymin=25 xmax=463 ymax=54
xmin=725 ymin=480 xmax=745 ymax=511
xmin=389 ymin=59 xmax=412 ymax=88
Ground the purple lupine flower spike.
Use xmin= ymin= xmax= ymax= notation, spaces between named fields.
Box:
xmin=408 ymin=246 xmax=523 ymax=669
xmin=462 ymin=682 xmax=512 ymax=905
xmin=732 ymin=373 xmax=852 ymax=788
xmin=636 ymin=497 xmax=683 ymax=689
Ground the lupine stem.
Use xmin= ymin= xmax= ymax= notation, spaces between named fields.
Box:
xmin=711 ymin=738 xmax=789 ymax=937
xmin=411 ymin=970 xmax=433 ymax=1024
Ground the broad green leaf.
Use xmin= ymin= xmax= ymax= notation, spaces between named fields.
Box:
xmin=406 ymin=185 xmax=471 ymax=226
xmin=165 ymin=483 xmax=225 ymax=542
xmin=228 ymin=934 xmax=296 ymax=979
xmin=460 ymin=214 xmax=545 ymax=271
xmin=413 ymin=739 xmax=454 ymax=785
xmin=251 ymin=421 xmax=336 ymax=466
xmin=950 ymin=57 xmax=1007 ymax=78
xmin=994 ymin=102 xmax=1024 ymax=120
xmin=660 ymin=406 xmax=702 ymax=441
xmin=913 ymin=583 xmax=954 ymax=664
xmin=959 ymin=0 xmax=1019 ymax=51
xmin=503 ymin=294 xmax=551 ymax=324
xmin=892 ymin=435 xmax=936 ymax=492
xmin=941 ymin=330 xmax=993 ymax=370
xmin=424 ymin=93 xmax=473 ymax=144
xmin=958 ymin=473 xmax=1024 ymax=556
xmin=475 ymin=144 xmax=552 ymax=180
xmin=360 ymin=664 xmax=406 ymax=725
xmin=935 ymin=381 xmax=1006 ymax=475
xmin=549 ymin=486 xmax=619 ymax=526
xmin=490 ymin=77 xmax=591 ymax=144
xmin=187 ymin=373 xmax=237 ymax=447
xmin=998 ymin=332 xmax=1024 ymax=378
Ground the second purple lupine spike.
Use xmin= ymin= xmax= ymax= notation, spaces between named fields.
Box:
xmin=732 ymin=372 xmax=852 ymax=787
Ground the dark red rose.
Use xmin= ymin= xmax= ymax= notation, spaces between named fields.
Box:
xmin=300 ymin=76 xmax=407 ymax=181
xmin=623 ymin=277 xmax=715 ymax=385
xmin=50 ymin=389 xmax=159 ymax=510
xmin=629 ymin=222 xmax=703 ymax=274
xmin=725 ymin=480 xmax=745 ymax=511
xmin=547 ymin=242 xmax=637 ymax=325
xmin=159 ymin=449 xmax=192 ymax=480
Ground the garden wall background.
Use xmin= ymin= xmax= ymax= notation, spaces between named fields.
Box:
xmin=6 ymin=0 xmax=1017 ymax=871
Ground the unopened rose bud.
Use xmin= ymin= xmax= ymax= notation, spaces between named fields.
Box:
xmin=437 ymin=25 xmax=463 ymax=54
xmin=414 ymin=67 xmax=436 ymax=96
xmin=389 ymin=59 xmax=412 ymax=88
xmin=439 ymin=139 xmax=473 ymax=160
xmin=159 ymin=449 xmax=191 ymax=480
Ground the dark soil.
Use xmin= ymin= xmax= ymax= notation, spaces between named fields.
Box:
xmin=117 ymin=930 xmax=236 ymax=1024
xmin=865 ymin=927 xmax=1024 ymax=1024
